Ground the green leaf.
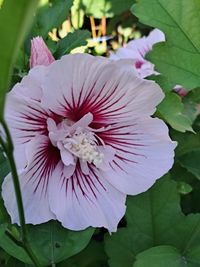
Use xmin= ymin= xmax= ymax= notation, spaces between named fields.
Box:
xmin=5 ymin=257 xmax=30 ymax=267
xmin=55 ymin=30 xmax=91 ymax=58
xmin=105 ymin=177 xmax=182 ymax=267
xmin=0 ymin=221 xmax=94 ymax=265
xmin=132 ymin=0 xmax=200 ymax=89
xmin=0 ymin=199 xmax=10 ymax=224
xmin=179 ymin=150 xmax=200 ymax=180
xmin=71 ymin=0 xmax=85 ymax=29
xmin=0 ymin=152 xmax=10 ymax=185
xmin=82 ymin=0 xmax=135 ymax=18
xmin=182 ymin=88 xmax=200 ymax=124
xmin=33 ymin=0 xmax=73 ymax=37
xmin=133 ymin=246 xmax=187 ymax=267
xmin=171 ymin=131 xmax=200 ymax=157
xmin=171 ymin=131 xmax=200 ymax=180
xmin=157 ymin=92 xmax=193 ymax=132
xmin=0 ymin=248 xmax=11 ymax=267
xmin=105 ymin=176 xmax=200 ymax=267
xmin=149 ymin=75 xmax=175 ymax=93
xmin=105 ymin=228 xmax=151 ymax=267
xmin=177 ymin=181 xmax=193 ymax=195
xmin=58 ymin=240 xmax=108 ymax=267
xmin=125 ymin=177 xmax=182 ymax=236
xmin=0 ymin=0 xmax=39 ymax=115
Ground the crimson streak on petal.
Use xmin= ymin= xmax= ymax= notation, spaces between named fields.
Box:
xmin=25 ymin=136 xmax=60 ymax=195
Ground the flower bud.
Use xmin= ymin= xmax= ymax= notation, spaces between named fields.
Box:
xmin=30 ymin=36 xmax=55 ymax=68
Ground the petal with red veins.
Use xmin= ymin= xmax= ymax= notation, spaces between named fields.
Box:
xmin=5 ymin=90 xmax=54 ymax=169
xmin=40 ymin=54 xmax=164 ymax=124
xmin=2 ymin=135 xmax=60 ymax=224
xmin=2 ymin=171 xmax=55 ymax=224
xmin=99 ymin=117 xmax=176 ymax=195
xmin=6 ymin=94 xmax=50 ymax=144
xmin=48 ymin=162 xmax=126 ymax=232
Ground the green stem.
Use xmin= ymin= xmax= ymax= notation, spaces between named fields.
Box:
xmin=1 ymin=119 xmax=42 ymax=267
xmin=0 ymin=135 xmax=7 ymax=153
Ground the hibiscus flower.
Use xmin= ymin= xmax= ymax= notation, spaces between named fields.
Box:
xmin=2 ymin=41 xmax=176 ymax=231
xmin=110 ymin=29 xmax=165 ymax=78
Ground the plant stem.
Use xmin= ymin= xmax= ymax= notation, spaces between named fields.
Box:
xmin=90 ymin=16 xmax=96 ymax=38
xmin=0 ymin=119 xmax=42 ymax=267
xmin=101 ymin=16 xmax=107 ymax=47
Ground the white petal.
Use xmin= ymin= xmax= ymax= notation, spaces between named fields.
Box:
xmin=99 ymin=117 xmax=176 ymax=195
xmin=5 ymin=91 xmax=52 ymax=170
xmin=110 ymin=47 xmax=143 ymax=61
xmin=127 ymin=29 xmax=165 ymax=57
xmin=98 ymin=145 xmax=116 ymax=171
xmin=80 ymin=160 xmax=90 ymax=175
xmin=8 ymin=65 xmax=47 ymax=101
xmin=63 ymin=164 xmax=76 ymax=178
xmin=147 ymin=28 xmax=165 ymax=47
xmin=70 ymin=112 xmax=93 ymax=133
xmin=48 ymin=163 xmax=126 ymax=232
xmin=2 ymin=171 xmax=55 ymax=224
xmin=60 ymin=148 xmax=75 ymax=166
xmin=40 ymin=54 xmax=164 ymax=124
xmin=2 ymin=135 xmax=60 ymax=224
xmin=110 ymin=29 xmax=165 ymax=78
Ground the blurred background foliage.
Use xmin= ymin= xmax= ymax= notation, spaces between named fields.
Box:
xmin=11 ymin=0 xmax=144 ymax=86
xmin=0 ymin=0 xmax=200 ymax=266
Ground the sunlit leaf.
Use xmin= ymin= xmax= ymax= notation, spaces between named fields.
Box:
xmin=55 ymin=30 xmax=91 ymax=58
xmin=0 ymin=0 xmax=39 ymax=115
xmin=83 ymin=0 xmax=135 ymax=18
xmin=71 ymin=0 xmax=85 ymax=29
xmin=32 ymin=0 xmax=73 ymax=37
xmin=132 ymin=0 xmax=200 ymax=89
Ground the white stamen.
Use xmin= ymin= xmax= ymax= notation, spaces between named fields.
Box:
xmin=63 ymin=131 xmax=104 ymax=168
xmin=47 ymin=117 xmax=105 ymax=168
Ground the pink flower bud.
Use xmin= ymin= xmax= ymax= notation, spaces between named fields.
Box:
xmin=173 ymin=85 xmax=187 ymax=97
xmin=30 ymin=37 xmax=55 ymax=68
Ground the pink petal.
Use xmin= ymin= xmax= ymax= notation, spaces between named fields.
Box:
xmin=40 ymin=54 xmax=164 ymax=124
xmin=7 ymin=65 xmax=47 ymax=102
xmin=2 ymin=171 xmax=56 ymax=224
xmin=174 ymin=85 xmax=187 ymax=97
xmin=30 ymin=37 xmax=55 ymax=68
xmin=147 ymin=29 xmax=165 ymax=48
xmin=2 ymin=135 xmax=60 ymax=224
xmin=5 ymin=85 xmax=52 ymax=169
xmin=110 ymin=29 xmax=165 ymax=78
xmin=98 ymin=117 xmax=176 ymax=195
xmin=60 ymin=146 xmax=75 ymax=166
xmin=110 ymin=47 xmax=143 ymax=61
xmin=127 ymin=29 xmax=165 ymax=57
xmin=48 ymin=162 xmax=126 ymax=232
xmin=5 ymin=65 xmax=54 ymax=146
